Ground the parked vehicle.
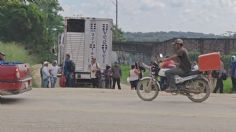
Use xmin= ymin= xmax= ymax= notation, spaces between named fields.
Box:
xmin=0 ymin=62 xmax=32 ymax=95
xmin=58 ymin=17 xmax=113 ymax=87
xmin=136 ymin=52 xmax=220 ymax=103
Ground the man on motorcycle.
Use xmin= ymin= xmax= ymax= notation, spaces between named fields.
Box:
xmin=163 ymin=39 xmax=191 ymax=91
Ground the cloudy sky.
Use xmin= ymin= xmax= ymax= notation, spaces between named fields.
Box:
xmin=59 ymin=0 xmax=236 ymax=35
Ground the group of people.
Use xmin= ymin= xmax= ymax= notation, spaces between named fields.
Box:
xmin=40 ymin=60 xmax=60 ymax=88
xmin=90 ymin=57 xmax=122 ymax=89
xmin=39 ymin=38 xmax=236 ymax=93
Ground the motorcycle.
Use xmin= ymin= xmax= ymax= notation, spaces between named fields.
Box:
xmin=136 ymin=56 xmax=210 ymax=103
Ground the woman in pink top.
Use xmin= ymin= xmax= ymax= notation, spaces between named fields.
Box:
xmin=128 ymin=65 xmax=140 ymax=90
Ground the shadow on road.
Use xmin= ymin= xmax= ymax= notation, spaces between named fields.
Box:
xmin=0 ymin=97 xmax=26 ymax=105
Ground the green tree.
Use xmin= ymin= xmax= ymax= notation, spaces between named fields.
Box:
xmin=32 ymin=0 xmax=63 ymax=37
xmin=30 ymin=0 xmax=63 ymax=60
xmin=0 ymin=0 xmax=63 ymax=61
xmin=113 ymin=26 xmax=126 ymax=42
xmin=0 ymin=2 xmax=46 ymax=43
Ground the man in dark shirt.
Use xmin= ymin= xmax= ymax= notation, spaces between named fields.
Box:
xmin=63 ymin=54 xmax=74 ymax=87
xmin=163 ymin=39 xmax=191 ymax=91
xmin=230 ymin=56 xmax=236 ymax=93
xmin=112 ymin=62 xmax=122 ymax=89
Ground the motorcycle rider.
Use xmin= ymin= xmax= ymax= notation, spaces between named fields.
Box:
xmin=163 ymin=39 xmax=191 ymax=91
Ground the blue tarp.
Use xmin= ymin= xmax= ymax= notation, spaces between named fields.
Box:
xmin=0 ymin=61 xmax=23 ymax=65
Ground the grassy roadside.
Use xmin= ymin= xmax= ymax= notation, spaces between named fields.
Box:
xmin=0 ymin=42 xmax=38 ymax=65
xmin=224 ymin=78 xmax=232 ymax=93
xmin=120 ymin=64 xmax=130 ymax=84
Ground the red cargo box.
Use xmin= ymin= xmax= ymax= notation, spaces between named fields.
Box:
xmin=198 ymin=52 xmax=221 ymax=71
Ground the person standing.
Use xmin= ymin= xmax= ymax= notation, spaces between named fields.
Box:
xmin=112 ymin=62 xmax=122 ymax=90
xmin=42 ymin=61 xmax=50 ymax=88
xmin=104 ymin=65 xmax=112 ymax=88
xmin=50 ymin=60 xmax=60 ymax=88
xmin=63 ymin=54 xmax=74 ymax=87
xmin=230 ymin=56 xmax=236 ymax=93
xmin=90 ymin=58 xmax=100 ymax=88
xmin=129 ymin=65 xmax=140 ymax=90
xmin=40 ymin=62 xmax=44 ymax=87
xmin=213 ymin=58 xmax=225 ymax=93
xmin=135 ymin=62 xmax=145 ymax=79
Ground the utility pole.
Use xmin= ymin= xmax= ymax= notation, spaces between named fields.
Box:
xmin=116 ymin=0 xmax=118 ymax=28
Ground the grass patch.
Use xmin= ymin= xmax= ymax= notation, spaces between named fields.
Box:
xmin=120 ymin=64 xmax=130 ymax=84
xmin=223 ymin=78 xmax=232 ymax=93
xmin=0 ymin=42 xmax=38 ymax=65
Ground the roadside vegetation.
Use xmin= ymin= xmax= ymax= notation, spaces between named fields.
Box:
xmin=224 ymin=79 xmax=232 ymax=93
xmin=0 ymin=0 xmax=63 ymax=62
xmin=0 ymin=42 xmax=38 ymax=64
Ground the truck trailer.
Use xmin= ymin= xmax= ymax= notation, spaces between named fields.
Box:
xmin=58 ymin=17 xmax=113 ymax=87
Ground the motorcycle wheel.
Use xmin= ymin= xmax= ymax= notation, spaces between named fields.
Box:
xmin=136 ymin=78 xmax=159 ymax=101
xmin=187 ymin=78 xmax=210 ymax=103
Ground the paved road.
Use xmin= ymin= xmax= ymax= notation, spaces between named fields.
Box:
xmin=0 ymin=88 xmax=236 ymax=132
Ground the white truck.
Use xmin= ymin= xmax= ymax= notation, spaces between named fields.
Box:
xmin=58 ymin=17 xmax=113 ymax=86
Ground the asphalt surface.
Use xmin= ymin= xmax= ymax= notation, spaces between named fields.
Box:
xmin=0 ymin=88 xmax=236 ymax=132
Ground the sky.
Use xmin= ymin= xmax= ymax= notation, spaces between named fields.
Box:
xmin=58 ymin=0 xmax=236 ymax=35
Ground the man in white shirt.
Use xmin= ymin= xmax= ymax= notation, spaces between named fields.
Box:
xmin=90 ymin=58 xmax=100 ymax=88
xmin=42 ymin=61 xmax=50 ymax=88
xmin=50 ymin=60 xmax=60 ymax=88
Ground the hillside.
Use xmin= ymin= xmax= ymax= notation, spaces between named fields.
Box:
xmin=124 ymin=31 xmax=223 ymax=42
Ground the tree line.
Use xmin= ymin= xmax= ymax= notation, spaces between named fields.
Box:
xmin=0 ymin=0 xmax=63 ymax=62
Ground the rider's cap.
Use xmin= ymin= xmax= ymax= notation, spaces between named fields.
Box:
xmin=174 ymin=39 xmax=184 ymax=45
